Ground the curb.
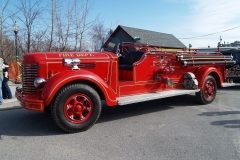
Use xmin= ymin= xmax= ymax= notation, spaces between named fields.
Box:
xmin=0 ymin=106 xmax=22 ymax=111
xmin=3 ymin=98 xmax=18 ymax=103
xmin=0 ymin=82 xmax=22 ymax=111
xmin=0 ymin=98 xmax=22 ymax=111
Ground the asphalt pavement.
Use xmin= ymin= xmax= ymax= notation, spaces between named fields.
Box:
xmin=0 ymin=81 xmax=22 ymax=111
xmin=0 ymin=84 xmax=239 ymax=159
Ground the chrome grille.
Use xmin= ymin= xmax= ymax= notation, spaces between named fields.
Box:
xmin=22 ymin=64 xmax=38 ymax=93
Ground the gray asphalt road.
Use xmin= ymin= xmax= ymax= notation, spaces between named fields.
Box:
xmin=0 ymin=86 xmax=239 ymax=160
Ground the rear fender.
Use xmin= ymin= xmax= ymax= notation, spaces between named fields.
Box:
xmin=41 ymin=70 xmax=118 ymax=107
xmin=194 ymin=67 xmax=223 ymax=89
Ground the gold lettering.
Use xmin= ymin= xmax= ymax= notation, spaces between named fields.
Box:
xmin=59 ymin=53 xmax=95 ymax=57
xmin=76 ymin=53 xmax=94 ymax=57
xmin=59 ymin=53 xmax=74 ymax=57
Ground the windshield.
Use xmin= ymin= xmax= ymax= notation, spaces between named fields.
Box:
xmin=102 ymin=37 xmax=120 ymax=53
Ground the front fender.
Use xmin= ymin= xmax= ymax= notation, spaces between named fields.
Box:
xmin=41 ymin=70 xmax=118 ymax=107
xmin=194 ymin=67 xmax=222 ymax=89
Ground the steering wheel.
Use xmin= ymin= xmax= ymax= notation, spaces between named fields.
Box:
xmin=123 ymin=47 xmax=129 ymax=53
xmin=120 ymin=48 xmax=130 ymax=58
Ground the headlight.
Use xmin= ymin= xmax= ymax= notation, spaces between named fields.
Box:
xmin=34 ymin=77 xmax=46 ymax=89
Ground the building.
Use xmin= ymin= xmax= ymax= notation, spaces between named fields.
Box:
xmin=221 ymin=41 xmax=240 ymax=47
xmin=108 ymin=25 xmax=186 ymax=50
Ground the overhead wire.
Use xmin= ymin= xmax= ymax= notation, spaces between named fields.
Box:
xmin=178 ymin=26 xmax=240 ymax=39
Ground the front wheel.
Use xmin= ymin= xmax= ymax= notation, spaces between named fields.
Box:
xmin=51 ymin=84 xmax=101 ymax=133
xmin=196 ymin=75 xmax=217 ymax=104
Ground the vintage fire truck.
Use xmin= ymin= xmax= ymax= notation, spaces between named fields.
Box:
xmin=16 ymin=38 xmax=235 ymax=133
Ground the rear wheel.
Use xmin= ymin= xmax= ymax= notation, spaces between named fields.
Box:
xmin=51 ymin=84 xmax=101 ymax=133
xmin=196 ymin=75 xmax=217 ymax=104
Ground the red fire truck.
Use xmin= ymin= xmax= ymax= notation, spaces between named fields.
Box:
xmin=16 ymin=38 xmax=235 ymax=132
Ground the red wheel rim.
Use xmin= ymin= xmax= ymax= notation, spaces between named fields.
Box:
xmin=63 ymin=94 xmax=93 ymax=124
xmin=204 ymin=80 xmax=215 ymax=99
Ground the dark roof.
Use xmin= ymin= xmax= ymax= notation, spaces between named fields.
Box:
xmin=112 ymin=25 xmax=186 ymax=48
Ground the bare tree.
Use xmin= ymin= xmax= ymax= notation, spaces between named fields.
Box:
xmin=15 ymin=0 xmax=45 ymax=54
xmin=89 ymin=24 xmax=114 ymax=51
xmin=31 ymin=30 xmax=48 ymax=52
xmin=89 ymin=22 xmax=106 ymax=51
xmin=48 ymin=0 xmax=56 ymax=51
xmin=106 ymin=28 xmax=114 ymax=39
xmin=72 ymin=0 xmax=99 ymax=51
xmin=1 ymin=34 xmax=15 ymax=61
xmin=0 ymin=0 xmax=11 ymax=59
xmin=3 ymin=0 xmax=104 ymax=54
xmin=55 ymin=0 xmax=76 ymax=51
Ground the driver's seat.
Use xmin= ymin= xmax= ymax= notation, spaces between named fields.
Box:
xmin=119 ymin=51 xmax=145 ymax=70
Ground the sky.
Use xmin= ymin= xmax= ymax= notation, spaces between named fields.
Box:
xmin=92 ymin=0 xmax=240 ymax=48
xmin=2 ymin=0 xmax=240 ymax=49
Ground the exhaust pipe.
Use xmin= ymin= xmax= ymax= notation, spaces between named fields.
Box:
xmin=181 ymin=60 xmax=236 ymax=66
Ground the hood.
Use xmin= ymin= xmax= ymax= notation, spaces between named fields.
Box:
xmin=23 ymin=52 xmax=114 ymax=64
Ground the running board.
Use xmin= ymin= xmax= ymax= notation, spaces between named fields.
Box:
xmin=222 ymin=82 xmax=235 ymax=87
xmin=117 ymin=89 xmax=200 ymax=105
